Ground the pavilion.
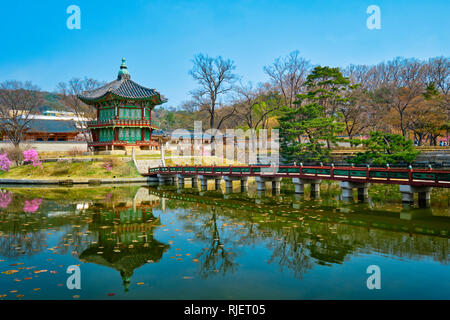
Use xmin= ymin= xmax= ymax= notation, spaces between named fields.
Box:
xmin=78 ymin=58 xmax=167 ymax=153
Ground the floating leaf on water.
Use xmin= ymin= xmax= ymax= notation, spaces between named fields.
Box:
xmin=2 ymin=270 xmax=19 ymax=275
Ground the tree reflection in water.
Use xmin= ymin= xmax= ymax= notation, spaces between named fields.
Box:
xmin=151 ymin=186 xmax=450 ymax=279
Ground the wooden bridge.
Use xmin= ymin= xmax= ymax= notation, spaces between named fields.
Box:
xmin=145 ymin=165 xmax=450 ymax=204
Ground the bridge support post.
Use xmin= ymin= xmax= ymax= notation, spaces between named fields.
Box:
xmin=157 ymin=174 xmax=174 ymax=185
xmin=198 ymin=176 xmax=208 ymax=191
xmin=292 ymin=178 xmax=304 ymax=194
xmin=399 ymin=185 xmax=432 ymax=205
xmin=255 ymin=176 xmax=267 ymax=192
xmin=223 ymin=176 xmax=248 ymax=193
xmin=240 ymin=178 xmax=248 ymax=192
xmin=272 ymin=179 xmax=281 ymax=194
xmin=191 ymin=176 xmax=198 ymax=188
xmin=255 ymin=176 xmax=281 ymax=193
xmin=176 ymin=174 xmax=185 ymax=189
xmin=340 ymin=181 xmax=370 ymax=200
xmin=293 ymin=179 xmax=322 ymax=195
xmin=225 ymin=179 xmax=233 ymax=192
xmin=215 ymin=178 xmax=222 ymax=191
xmin=308 ymin=179 xmax=322 ymax=195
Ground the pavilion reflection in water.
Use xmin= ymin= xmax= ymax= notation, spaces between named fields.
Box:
xmin=80 ymin=188 xmax=169 ymax=292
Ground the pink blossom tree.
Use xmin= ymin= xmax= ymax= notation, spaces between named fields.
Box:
xmin=0 ymin=153 xmax=12 ymax=172
xmin=23 ymin=149 xmax=42 ymax=167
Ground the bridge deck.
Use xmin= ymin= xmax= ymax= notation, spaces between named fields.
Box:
xmin=144 ymin=165 xmax=450 ymax=188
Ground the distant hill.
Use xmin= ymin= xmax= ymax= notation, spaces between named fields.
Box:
xmin=39 ymin=92 xmax=67 ymax=113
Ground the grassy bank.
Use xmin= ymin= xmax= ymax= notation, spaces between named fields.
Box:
xmin=0 ymin=160 xmax=140 ymax=179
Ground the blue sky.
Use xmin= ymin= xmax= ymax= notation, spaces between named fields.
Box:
xmin=0 ymin=0 xmax=448 ymax=108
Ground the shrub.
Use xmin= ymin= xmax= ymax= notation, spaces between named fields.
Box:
xmin=68 ymin=147 xmax=84 ymax=157
xmin=23 ymin=148 xmax=42 ymax=167
xmin=0 ymin=153 xmax=12 ymax=172
xmin=103 ymin=157 xmax=122 ymax=171
xmin=2 ymin=146 xmax=24 ymax=166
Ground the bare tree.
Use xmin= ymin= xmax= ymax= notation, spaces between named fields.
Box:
xmin=0 ymin=81 xmax=43 ymax=147
xmin=264 ymin=50 xmax=312 ymax=108
xmin=56 ymin=77 xmax=105 ymax=144
xmin=367 ymin=58 xmax=428 ymax=137
xmin=234 ymin=82 xmax=281 ymax=129
xmin=341 ymin=66 xmax=375 ymax=142
xmin=338 ymin=90 xmax=370 ymax=144
xmin=426 ymin=57 xmax=450 ymax=140
xmin=189 ymin=54 xmax=238 ymax=130
xmin=392 ymin=59 xmax=427 ymax=137
xmin=427 ymin=56 xmax=450 ymax=95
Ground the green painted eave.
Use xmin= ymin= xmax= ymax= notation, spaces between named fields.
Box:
xmin=79 ymin=92 xmax=167 ymax=106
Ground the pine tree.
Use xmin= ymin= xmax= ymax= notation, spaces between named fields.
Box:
xmin=278 ymin=66 xmax=350 ymax=163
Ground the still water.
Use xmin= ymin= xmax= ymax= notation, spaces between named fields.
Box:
xmin=0 ymin=181 xmax=449 ymax=300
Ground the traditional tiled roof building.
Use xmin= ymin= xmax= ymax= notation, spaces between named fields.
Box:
xmin=78 ymin=59 xmax=167 ymax=152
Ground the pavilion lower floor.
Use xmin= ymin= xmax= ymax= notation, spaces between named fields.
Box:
xmin=88 ymin=126 xmax=164 ymax=152
xmin=88 ymin=140 xmax=160 ymax=152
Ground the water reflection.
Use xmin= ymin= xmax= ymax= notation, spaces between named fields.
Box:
xmin=153 ymin=185 xmax=449 ymax=268
xmin=79 ymin=198 xmax=168 ymax=292
xmin=0 ymin=184 xmax=448 ymax=299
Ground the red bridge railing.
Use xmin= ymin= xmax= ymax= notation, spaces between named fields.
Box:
xmin=146 ymin=165 xmax=450 ymax=188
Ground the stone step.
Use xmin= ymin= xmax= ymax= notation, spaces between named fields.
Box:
xmin=134 ymin=159 xmax=163 ymax=174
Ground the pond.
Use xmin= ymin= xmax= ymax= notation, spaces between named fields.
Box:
xmin=0 ymin=181 xmax=449 ymax=300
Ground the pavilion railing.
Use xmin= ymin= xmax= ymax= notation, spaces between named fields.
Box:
xmin=88 ymin=140 xmax=158 ymax=146
xmin=87 ymin=119 xmax=153 ymax=127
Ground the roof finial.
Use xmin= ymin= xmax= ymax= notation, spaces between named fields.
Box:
xmin=118 ymin=58 xmax=130 ymax=80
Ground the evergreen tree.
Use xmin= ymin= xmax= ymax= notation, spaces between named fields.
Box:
xmin=278 ymin=66 xmax=350 ymax=163
xmin=350 ymin=131 xmax=420 ymax=165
